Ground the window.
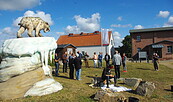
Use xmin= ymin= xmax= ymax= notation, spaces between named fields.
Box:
xmin=167 ymin=46 xmax=172 ymax=53
xmin=136 ymin=36 xmax=141 ymax=41
xmin=137 ymin=48 xmax=141 ymax=52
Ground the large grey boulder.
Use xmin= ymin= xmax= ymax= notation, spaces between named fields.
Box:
xmin=0 ymin=67 xmax=46 ymax=100
xmin=124 ymin=78 xmax=142 ymax=89
xmin=24 ymin=78 xmax=63 ymax=97
xmin=135 ymin=81 xmax=155 ymax=97
xmin=94 ymin=90 xmax=128 ymax=102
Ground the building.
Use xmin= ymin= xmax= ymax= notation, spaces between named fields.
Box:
xmin=130 ymin=27 xmax=173 ymax=60
xmin=57 ymin=31 xmax=115 ymax=58
xmin=55 ymin=44 xmax=76 ymax=58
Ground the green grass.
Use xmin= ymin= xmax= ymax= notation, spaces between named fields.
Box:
xmin=2 ymin=61 xmax=173 ymax=102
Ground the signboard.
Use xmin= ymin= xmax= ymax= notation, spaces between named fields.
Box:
xmin=139 ymin=51 xmax=147 ymax=58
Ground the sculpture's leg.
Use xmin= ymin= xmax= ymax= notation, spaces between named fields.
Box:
xmin=27 ymin=27 xmax=34 ymax=37
xmin=38 ymin=32 xmax=43 ymax=37
xmin=17 ymin=27 xmax=25 ymax=38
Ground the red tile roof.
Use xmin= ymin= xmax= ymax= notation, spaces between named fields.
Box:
xmin=57 ymin=31 xmax=112 ymax=47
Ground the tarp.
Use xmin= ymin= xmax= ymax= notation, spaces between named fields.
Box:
xmin=101 ymin=84 xmax=131 ymax=92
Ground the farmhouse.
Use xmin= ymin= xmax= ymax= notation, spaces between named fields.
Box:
xmin=57 ymin=31 xmax=115 ymax=58
xmin=130 ymin=27 xmax=173 ymax=60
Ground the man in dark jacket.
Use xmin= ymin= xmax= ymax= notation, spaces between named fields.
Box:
xmin=104 ymin=53 xmax=110 ymax=68
xmin=54 ymin=53 xmax=60 ymax=76
xmin=69 ymin=52 xmax=75 ymax=79
xmin=74 ymin=56 xmax=82 ymax=80
xmin=62 ymin=52 xmax=68 ymax=73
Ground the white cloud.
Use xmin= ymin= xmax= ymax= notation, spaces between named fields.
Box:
xmin=157 ymin=11 xmax=170 ymax=18
xmin=0 ymin=27 xmax=18 ymax=47
xmin=0 ymin=27 xmax=15 ymax=35
xmin=65 ymin=13 xmax=100 ymax=33
xmin=13 ymin=10 xmax=53 ymax=27
xmin=112 ymin=31 xmax=123 ymax=47
xmin=117 ymin=16 xmax=122 ymax=21
xmin=134 ymin=25 xmax=144 ymax=29
xmin=164 ymin=16 xmax=173 ymax=27
xmin=56 ymin=32 xmax=65 ymax=35
xmin=0 ymin=0 xmax=41 ymax=10
xmin=111 ymin=24 xmax=132 ymax=28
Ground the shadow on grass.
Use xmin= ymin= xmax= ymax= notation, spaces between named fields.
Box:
xmin=86 ymin=76 xmax=95 ymax=78
xmin=56 ymin=75 xmax=70 ymax=79
xmin=128 ymin=90 xmax=137 ymax=95
xmin=164 ymin=89 xmax=172 ymax=92
xmin=90 ymin=94 xmax=95 ymax=99
xmin=137 ymin=68 xmax=151 ymax=70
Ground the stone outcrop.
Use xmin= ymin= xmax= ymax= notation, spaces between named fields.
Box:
xmin=124 ymin=78 xmax=142 ymax=89
xmin=94 ymin=90 xmax=128 ymax=102
xmin=135 ymin=81 xmax=155 ymax=97
xmin=0 ymin=67 xmax=46 ymax=100
xmin=0 ymin=37 xmax=63 ymax=100
xmin=24 ymin=78 xmax=63 ymax=97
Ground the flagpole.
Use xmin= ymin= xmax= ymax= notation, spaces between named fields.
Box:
xmin=101 ymin=28 xmax=103 ymax=53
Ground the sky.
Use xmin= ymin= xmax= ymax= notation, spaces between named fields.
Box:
xmin=0 ymin=0 xmax=173 ymax=47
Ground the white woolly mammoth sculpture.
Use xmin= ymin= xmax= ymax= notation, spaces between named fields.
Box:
xmin=17 ymin=17 xmax=50 ymax=38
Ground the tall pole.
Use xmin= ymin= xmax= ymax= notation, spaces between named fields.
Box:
xmin=101 ymin=28 xmax=103 ymax=53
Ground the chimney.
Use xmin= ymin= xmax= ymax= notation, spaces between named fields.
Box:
xmin=68 ymin=33 xmax=73 ymax=36
xmin=80 ymin=32 xmax=83 ymax=35
xmin=94 ymin=31 xmax=99 ymax=34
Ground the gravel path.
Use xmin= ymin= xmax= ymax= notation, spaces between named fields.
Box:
xmin=160 ymin=60 xmax=173 ymax=69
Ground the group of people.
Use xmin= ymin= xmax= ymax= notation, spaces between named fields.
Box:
xmin=54 ymin=51 xmax=82 ymax=80
xmin=54 ymin=50 xmax=128 ymax=81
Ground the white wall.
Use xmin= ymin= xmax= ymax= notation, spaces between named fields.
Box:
xmin=76 ymin=46 xmax=111 ymax=59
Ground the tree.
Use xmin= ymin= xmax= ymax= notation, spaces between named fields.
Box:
xmin=119 ymin=35 xmax=132 ymax=57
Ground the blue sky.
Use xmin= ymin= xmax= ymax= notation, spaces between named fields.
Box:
xmin=0 ymin=0 xmax=173 ymax=47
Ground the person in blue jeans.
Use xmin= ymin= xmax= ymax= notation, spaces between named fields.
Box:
xmin=74 ymin=56 xmax=82 ymax=80
xmin=112 ymin=50 xmax=122 ymax=79
xmin=54 ymin=53 xmax=60 ymax=77
xmin=98 ymin=52 xmax=103 ymax=68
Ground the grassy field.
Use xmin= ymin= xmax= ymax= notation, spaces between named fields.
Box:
xmin=3 ymin=60 xmax=173 ymax=102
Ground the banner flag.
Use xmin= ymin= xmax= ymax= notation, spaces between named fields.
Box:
xmin=101 ymin=29 xmax=109 ymax=45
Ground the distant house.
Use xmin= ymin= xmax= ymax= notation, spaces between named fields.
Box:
xmin=57 ymin=31 xmax=115 ymax=58
xmin=56 ymin=44 xmax=76 ymax=58
xmin=130 ymin=27 xmax=173 ymax=60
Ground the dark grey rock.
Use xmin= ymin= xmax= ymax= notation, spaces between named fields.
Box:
xmin=135 ymin=81 xmax=155 ymax=97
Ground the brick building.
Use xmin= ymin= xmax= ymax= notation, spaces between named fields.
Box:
xmin=130 ymin=27 xmax=173 ymax=60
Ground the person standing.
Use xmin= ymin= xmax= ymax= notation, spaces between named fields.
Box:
xmin=104 ymin=53 xmax=110 ymax=68
xmin=153 ymin=53 xmax=159 ymax=71
xmin=93 ymin=52 xmax=98 ymax=68
xmin=112 ymin=50 xmax=122 ymax=79
xmin=54 ymin=53 xmax=60 ymax=77
xmin=69 ymin=52 xmax=75 ymax=79
xmin=122 ymin=53 xmax=127 ymax=72
xmin=84 ymin=52 xmax=90 ymax=68
xmin=98 ymin=52 xmax=103 ymax=68
xmin=77 ymin=51 xmax=83 ymax=59
xmin=74 ymin=56 xmax=82 ymax=80
xmin=62 ymin=51 xmax=68 ymax=73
